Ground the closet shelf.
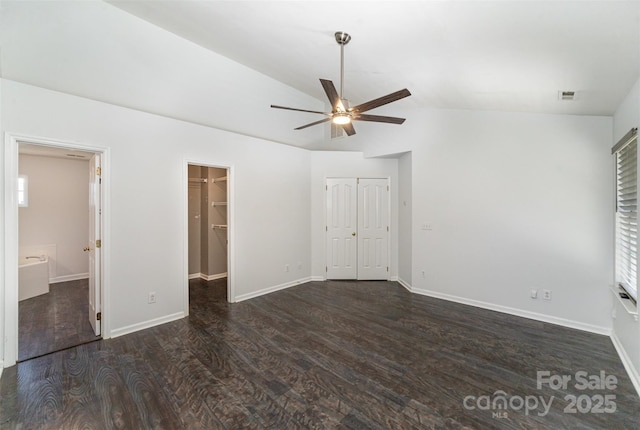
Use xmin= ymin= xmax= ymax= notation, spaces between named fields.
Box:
xmin=212 ymin=224 xmax=228 ymax=229
xmin=213 ymin=176 xmax=228 ymax=183
xmin=188 ymin=178 xmax=207 ymax=183
xmin=212 ymin=202 xmax=227 ymax=207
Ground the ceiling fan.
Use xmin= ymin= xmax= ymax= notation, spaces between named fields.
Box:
xmin=271 ymin=32 xmax=411 ymax=137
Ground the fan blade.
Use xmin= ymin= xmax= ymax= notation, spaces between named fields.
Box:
xmin=349 ymin=88 xmax=411 ymax=113
xmin=271 ymin=105 xmax=331 ymax=115
xmin=295 ymin=117 xmax=332 ymax=130
xmin=320 ymin=79 xmax=344 ymax=111
xmin=341 ymin=121 xmax=356 ymax=136
xmin=354 ymin=113 xmax=406 ymax=124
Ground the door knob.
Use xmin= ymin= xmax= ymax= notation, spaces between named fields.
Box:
xmin=83 ymin=247 xmax=91 ymax=252
xmin=352 ymin=232 xmax=356 ymax=236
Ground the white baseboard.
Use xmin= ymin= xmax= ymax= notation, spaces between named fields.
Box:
xmin=50 ymin=273 xmax=89 ymax=284
xmin=409 ymin=286 xmax=611 ymax=336
xmin=188 ymin=272 xmax=227 ymax=281
xmin=310 ymin=276 xmax=325 ymax=282
xmin=610 ymin=332 xmax=640 ymax=397
xmin=203 ymin=272 xmax=227 ymax=281
xmin=110 ymin=312 xmax=185 ymax=339
xmin=234 ymin=277 xmax=312 ymax=302
xmin=397 ymin=277 xmax=412 ymax=292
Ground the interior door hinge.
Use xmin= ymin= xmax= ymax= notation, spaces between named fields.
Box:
xmin=387 ymin=266 xmax=389 ymax=272
xmin=96 ymin=239 xmax=102 ymax=248
xmin=96 ymin=167 xmax=101 ymax=176
xmin=387 ymin=226 xmax=389 ymax=232
xmin=387 ymin=185 xmax=389 ymax=191
xmin=97 ymin=312 xmax=101 ymax=321
xmin=326 ymin=266 xmax=328 ymax=272
xmin=326 ymin=226 xmax=328 ymax=231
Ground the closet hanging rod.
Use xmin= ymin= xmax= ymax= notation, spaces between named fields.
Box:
xmin=188 ymin=178 xmax=207 ymax=183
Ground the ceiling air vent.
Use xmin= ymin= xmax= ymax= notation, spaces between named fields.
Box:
xmin=558 ymin=90 xmax=576 ymax=101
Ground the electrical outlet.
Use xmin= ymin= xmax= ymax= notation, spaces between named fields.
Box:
xmin=421 ymin=270 xmax=426 ymax=278
xmin=530 ymin=289 xmax=538 ymax=299
xmin=148 ymin=292 xmax=156 ymax=304
xmin=542 ymin=290 xmax=552 ymax=300
xmin=285 ymin=264 xmax=290 ymax=272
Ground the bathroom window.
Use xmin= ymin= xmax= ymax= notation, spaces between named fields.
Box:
xmin=18 ymin=175 xmax=28 ymax=207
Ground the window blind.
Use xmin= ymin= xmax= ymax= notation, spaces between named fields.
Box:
xmin=614 ymin=129 xmax=638 ymax=301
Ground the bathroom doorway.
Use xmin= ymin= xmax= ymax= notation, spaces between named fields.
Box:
xmin=16 ymin=142 xmax=103 ymax=361
xmin=187 ymin=163 xmax=230 ymax=310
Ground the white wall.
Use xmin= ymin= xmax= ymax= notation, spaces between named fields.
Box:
xmin=612 ymin=78 xmax=640 ymax=390
xmin=310 ymin=151 xmax=398 ymax=280
xmin=398 ymin=152 xmax=412 ymax=287
xmin=405 ymin=108 xmax=614 ymax=333
xmin=614 ymin=79 xmax=640 ymax=141
xmin=0 ymin=74 xmax=4 ymax=374
xmin=18 ymin=154 xmax=89 ymax=281
xmin=1 ymin=79 xmax=311 ymax=365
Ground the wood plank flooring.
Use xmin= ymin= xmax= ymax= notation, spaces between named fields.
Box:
xmin=1 ymin=279 xmax=638 ymax=429
xmin=18 ymin=279 xmax=100 ymax=361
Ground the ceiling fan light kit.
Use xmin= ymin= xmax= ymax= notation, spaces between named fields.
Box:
xmin=332 ymin=113 xmax=351 ymax=125
xmin=271 ymin=31 xmax=411 ymax=137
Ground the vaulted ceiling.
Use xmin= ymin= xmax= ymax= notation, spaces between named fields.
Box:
xmin=2 ymin=1 xmax=639 ymax=151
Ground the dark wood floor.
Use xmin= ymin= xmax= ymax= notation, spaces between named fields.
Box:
xmin=18 ymin=279 xmax=100 ymax=361
xmin=1 ymin=280 xmax=638 ymax=429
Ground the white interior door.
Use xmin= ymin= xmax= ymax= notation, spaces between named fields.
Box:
xmin=357 ymin=179 xmax=389 ymax=280
xmin=326 ymin=178 xmax=358 ymax=279
xmin=88 ymin=154 xmax=101 ymax=336
xmin=326 ymin=178 xmax=390 ymax=280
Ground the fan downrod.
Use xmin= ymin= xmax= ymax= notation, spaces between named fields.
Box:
xmin=335 ymin=32 xmax=351 ymax=45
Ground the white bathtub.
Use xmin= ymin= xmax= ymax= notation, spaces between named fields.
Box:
xmin=18 ymin=255 xmax=50 ymax=301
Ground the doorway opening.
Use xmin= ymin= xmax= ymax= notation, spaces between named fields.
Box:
xmin=326 ymin=177 xmax=390 ymax=280
xmin=187 ymin=164 xmax=230 ymax=309
xmin=7 ymin=138 xmax=105 ymax=364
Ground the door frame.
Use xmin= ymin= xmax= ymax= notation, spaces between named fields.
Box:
xmin=324 ymin=176 xmax=392 ymax=281
xmin=183 ymin=159 xmax=235 ymax=311
xmin=3 ymin=133 xmax=110 ymax=367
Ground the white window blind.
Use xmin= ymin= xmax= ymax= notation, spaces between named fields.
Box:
xmin=614 ymin=129 xmax=638 ymax=301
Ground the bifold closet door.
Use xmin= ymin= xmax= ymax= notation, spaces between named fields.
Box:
xmin=326 ymin=178 xmax=389 ymax=280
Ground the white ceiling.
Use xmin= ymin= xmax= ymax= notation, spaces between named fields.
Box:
xmin=1 ymin=1 xmax=639 ymax=151
xmin=108 ymin=0 xmax=639 ymax=116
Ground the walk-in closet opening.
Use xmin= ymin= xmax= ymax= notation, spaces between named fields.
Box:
xmin=187 ymin=164 xmax=229 ymax=304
